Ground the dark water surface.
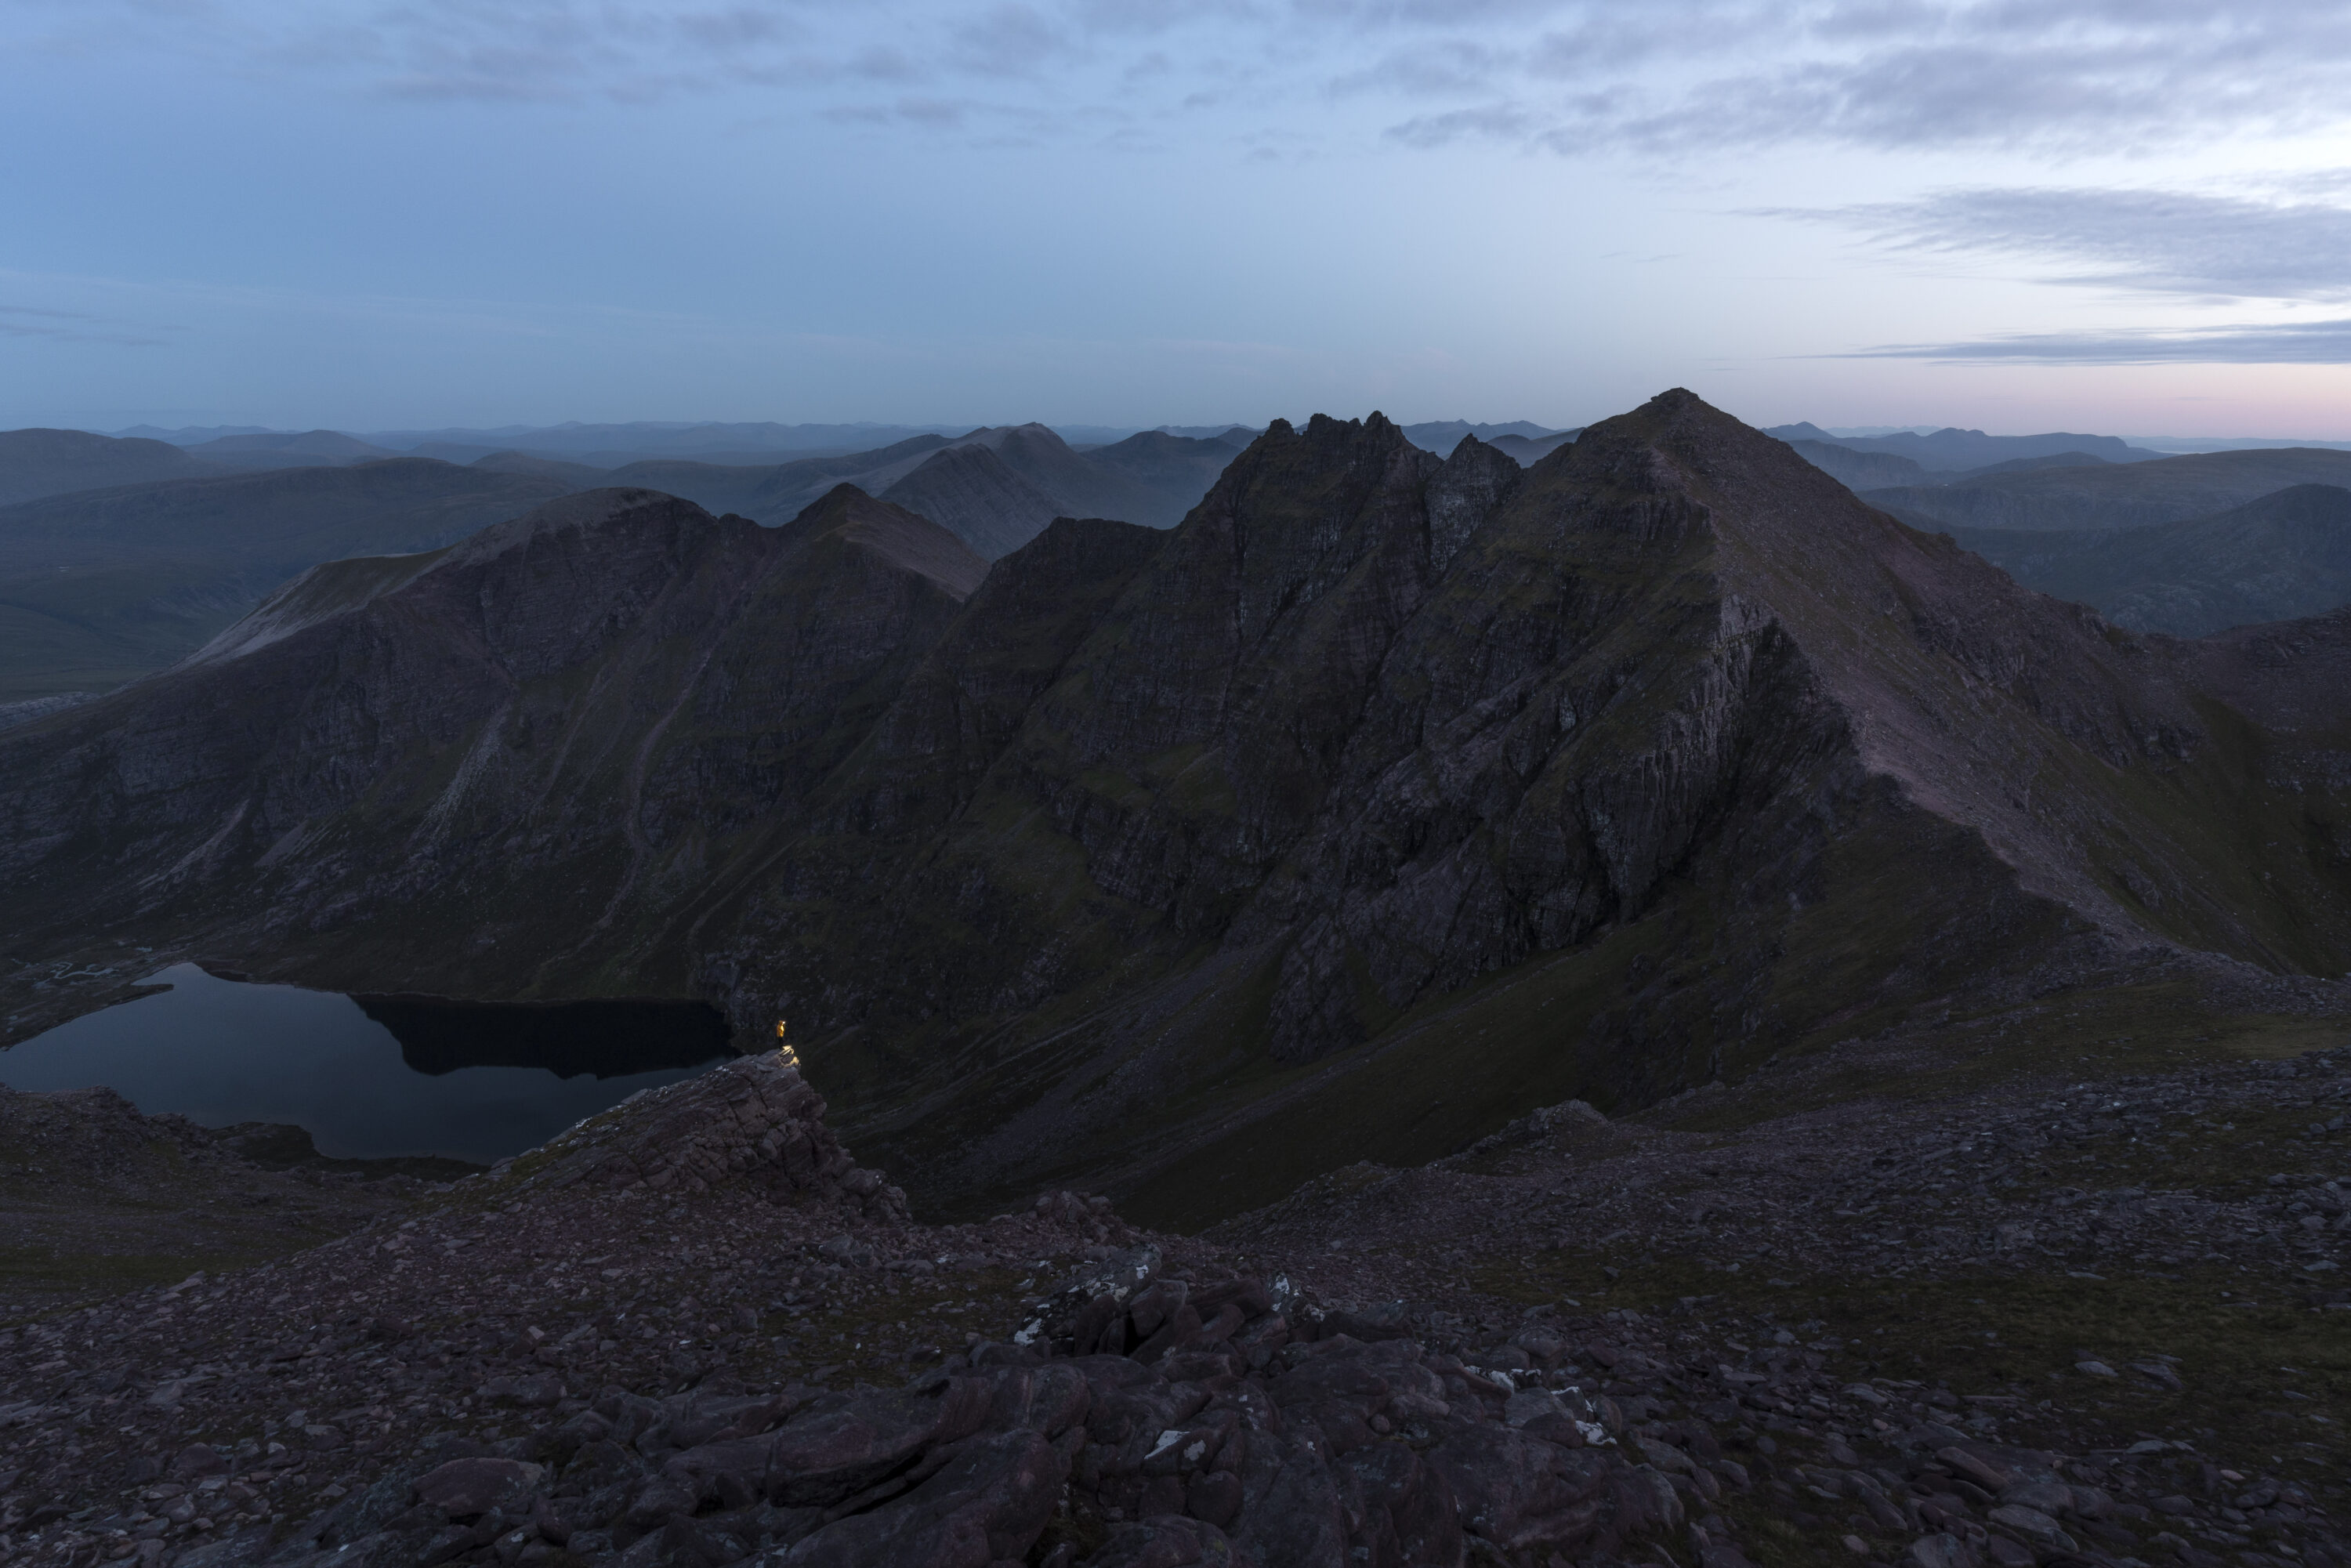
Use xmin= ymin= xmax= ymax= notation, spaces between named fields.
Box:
xmin=0 ymin=964 xmax=732 ymax=1164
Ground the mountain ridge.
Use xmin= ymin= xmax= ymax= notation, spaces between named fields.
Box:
xmin=9 ymin=393 xmax=2351 ymax=1225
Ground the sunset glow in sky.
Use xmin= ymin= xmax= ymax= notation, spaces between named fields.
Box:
xmin=7 ymin=1 xmax=2351 ymax=436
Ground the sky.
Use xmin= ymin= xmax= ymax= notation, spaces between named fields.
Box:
xmin=5 ymin=1 xmax=2351 ymax=436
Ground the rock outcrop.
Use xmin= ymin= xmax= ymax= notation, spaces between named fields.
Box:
xmin=254 ymin=1249 xmax=1694 ymax=1568
xmin=529 ymin=1054 xmax=909 ymax=1220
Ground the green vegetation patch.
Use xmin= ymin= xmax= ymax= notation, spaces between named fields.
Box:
xmin=1480 ymin=1249 xmax=2351 ymax=1480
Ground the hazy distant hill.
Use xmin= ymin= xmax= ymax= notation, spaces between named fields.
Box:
xmin=1788 ymin=440 xmax=1931 ymax=490
xmin=469 ymin=450 xmax=611 ymax=487
xmin=1865 ymin=447 xmax=2351 ymax=533
xmin=735 ymin=425 xmax=1234 ymax=555
xmin=879 ymin=444 xmax=1067 ymax=559
xmin=1954 ymin=484 xmax=2351 ymax=637
xmin=1084 ymin=431 xmax=1248 ymax=524
xmin=0 ymin=459 xmax=571 ymax=700
xmin=360 ymin=420 xmax=958 ymax=458
xmin=1400 ymin=419 xmax=1570 ymax=455
xmin=1767 ymin=422 xmax=2163 ymax=470
xmin=738 ymin=436 xmax=957 ymax=519
xmin=1790 ymin=440 xmax=2117 ymax=493
xmin=1489 ymin=430 xmax=1580 ymax=465
xmin=0 ymin=428 xmax=219 ymax=506
xmin=592 ymin=459 xmax=785 ymax=518
xmin=180 ymin=429 xmax=404 ymax=470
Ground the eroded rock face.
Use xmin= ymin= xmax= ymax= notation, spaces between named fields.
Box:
xmin=528 ymin=1054 xmax=908 ymax=1220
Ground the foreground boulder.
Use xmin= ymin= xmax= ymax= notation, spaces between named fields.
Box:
xmin=271 ymin=1248 xmax=1683 ymax=1568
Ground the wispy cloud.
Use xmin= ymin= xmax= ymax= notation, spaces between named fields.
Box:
xmin=13 ymin=1 xmax=2351 ymax=156
xmin=1838 ymin=318 xmax=2351 ymax=365
xmin=0 ymin=304 xmax=171 ymax=346
xmin=1375 ymin=2 xmax=2351 ymax=156
xmin=1773 ymin=183 xmax=2351 ymax=302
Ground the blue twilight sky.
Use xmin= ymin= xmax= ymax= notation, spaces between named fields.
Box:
xmin=6 ymin=1 xmax=2351 ymax=436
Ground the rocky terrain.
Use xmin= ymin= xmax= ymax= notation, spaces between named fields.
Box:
xmin=15 ymin=393 xmax=2351 ymax=1225
xmin=2 ymin=1030 xmax=2345 ymax=1568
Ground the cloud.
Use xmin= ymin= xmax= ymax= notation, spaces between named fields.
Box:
xmin=1775 ymin=183 xmax=2351 ymax=302
xmin=1835 ymin=318 xmax=2351 ymax=365
xmin=1367 ymin=1 xmax=2351 ymax=156
xmin=0 ymin=305 xmax=170 ymax=346
xmin=13 ymin=0 xmax=2351 ymax=158
xmin=1386 ymin=103 xmax=1538 ymax=147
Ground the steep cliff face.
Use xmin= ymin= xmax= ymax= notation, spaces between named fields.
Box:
xmin=11 ymin=397 xmax=2351 ymax=1225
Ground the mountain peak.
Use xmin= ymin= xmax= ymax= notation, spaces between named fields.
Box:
xmin=784 ymin=483 xmax=989 ymax=599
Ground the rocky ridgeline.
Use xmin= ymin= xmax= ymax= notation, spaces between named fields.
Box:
xmin=519 ymin=1055 xmax=909 ymax=1222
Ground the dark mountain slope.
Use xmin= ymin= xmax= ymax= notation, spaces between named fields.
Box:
xmin=0 ymin=428 xmax=217 ymax=506
xmin=1954 ymin=483 xmax=2351 ymax=636
xmin=748 ymin=402 xmax=2351 ymax=1217
xmin=878 ymin=443 xmax=1069 ymax=559
xmin=1866 ymin=446 xmax=2351 ymax=532
xmin=0 ymin=459 xmax=574 ymax=700
xmin=0 ymin=487 xmax=986 ymax=1008
xmin=11 ymin=397 xmax=2351 ymax=1227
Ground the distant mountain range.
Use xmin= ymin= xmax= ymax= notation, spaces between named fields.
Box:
xmin=1859 ymin=447 xmax=2351 ymax=533
xmin=1765 ymin=422 xmax=2167 ymax=469
xmin=0 ymin=424 xmax=1251 ymax=701
xmin=0 ymin=429 xmax=218 ymax=506
xmin=95 ymin=417 xmax=1578 ymax=468
xmin=1951 ymin=484 xmax=2351 ymax=638
xmin=16 ymin=411 xmax=2351 ymax=710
